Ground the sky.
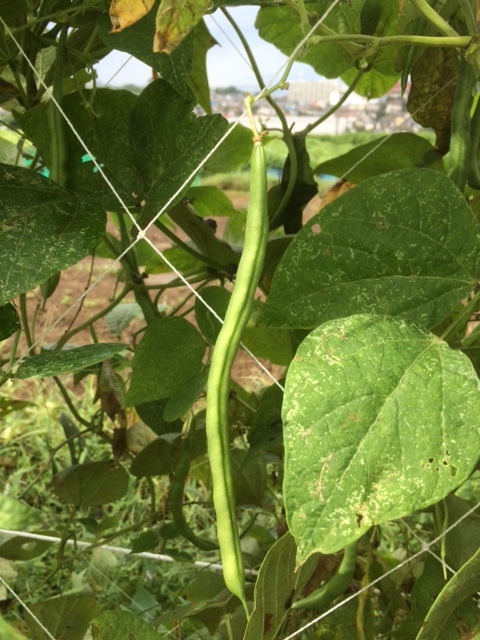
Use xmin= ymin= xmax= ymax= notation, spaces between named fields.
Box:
xmin=95 ymin=7 xmax=320 ymax=90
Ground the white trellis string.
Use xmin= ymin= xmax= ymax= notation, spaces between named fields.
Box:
xmin=400 ymin=517 xmax=456 ymax=578
xmin=207 ymin=13 xmax=255 ymax=73
xmin=0 ymin=18 xmax=287 ymax=392
xmin=103 ymin=53 xmax=134 ymax=87
xmin=281 ymin=497 xmax=480 ymax=640
xmin=0 ymin=574 xmax=57 ymax=640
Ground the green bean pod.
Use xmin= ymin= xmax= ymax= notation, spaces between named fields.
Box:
xmin=205 ymin=139 xmax=268 ymax=609
xmin=467 ymin=98 xmax=480 ymax=190
xmin=448 ymin=56 xmax=477 ymax=191
xmin=291 ymin=542 xmax=357 ymax=611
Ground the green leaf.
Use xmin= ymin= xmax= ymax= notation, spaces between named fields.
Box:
xmin=51 ymin=460 xmax=129 ymax=507
xmin=125 ymin=316 xmax=205 ymax=405
xmin=0 ymin=616 xmax=29 ymax=640
xmin=186 ymin=20 xmax=215 ymax=114
xmin=283 ymin=314 xmax=480 ymax=562
xmin=0 ymin=496 xmax=41 ymax=530
xmin=203 ymin=124 xmax=253 ymax=173
xmin=16 ymin=90 xmax=143 ymax=205
xmin=416 ymin=547 xmax=480 ymax=640
xmin=231 ymin=450 xmax=267 ymax=507
xmin=163 ymin=366 xmax=209 ymax=421
xmin=0 ymin=530 xmax=55 ymax=560
xmin=130 ymin=80 xmax=229 ymax=223
xmin=16 ymin=344 xmax=129 ymax=379
xmin=187 ymin=186 xmax=237 ymax=217
xmin=91 ymin=609 xmax=163 ymax=639
xmin=27 ymin=594 xmax=96 ymax=640
xmin=0 ymin=165 xmax=106 ymax=305
xmin=194 ymin=285 xmax=230 ymax=344
xmin=135 ymin=399 xmax=183 ymax=435
xmin=97 ymin=6 xmax=194 ymax=98
xmin=0 ymin=303 xmax=19 ymax=340
xmin=130 ymin=435 xmax=183 ymax=477
xmin=0 ymin=0 xmax=26 ymax=24
xmin=244 ymin=533 xmax=317 ymax=640
xmin=262 ymin=169 xmax=480 ymax=330
xmin=256 ymin=0 xmax=400 ymax=99
xmin=314 ymin=133 xmax=444 ymax=183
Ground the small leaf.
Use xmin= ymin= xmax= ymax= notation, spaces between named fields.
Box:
xmin=262 ymin=169 xmax=480 ymax=330
xmin=51 ymin=460 xmax=129 ymax=507
xmin=125 ymin=316 xmax=205 ymax=406
xmin=154 ymin=0 xmax=211 ymax=53
xmin=203 ymin=124 xmax=253 ymax=173
xmin=0 ymin=165 xmax=105 ymax=305
xmin=283 ymin=314 xmax=480 ymax=562
xmin=109 ymin=0 xmax=155 ymax=32
xmin=91 ymin=609 xmax=163 ymax=639
xmin=16 ymin=344 xmax=129 ymax=379
xmin=187 ymin=186 xmax=237 ymax=217
xmin=314 ymin=133 xmax=444 ymax=183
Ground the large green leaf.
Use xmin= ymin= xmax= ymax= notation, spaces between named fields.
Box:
xmin=125 ymin=316 xmax=205 ymax=405
xmin=97 ymin=3 xmax=194 ymax=99
xmin=16 ymin=344 xmax=128 ymax=379
xmin=262 ymin=169 xmax=480 ymax=330
xmin=27 ymin=594 xmax=96 ymax=640
xmin=0 ymin=165 xmax=105 ymax=305
xmin=282 ymin=314 xmax=480 ymax=562
xmin=256 ymin=0 xmax=400 ymax=98
xmin=51 ymin=460 xmax=129 ymax=507
xmin=131 ymin=80 xmax=228 ymax=224
xmin=314 ymin=133 xmax=444 ymax=183
xmin=91 ymin=609 xmax=163 ymax=639
xmin=16 ymin=89 xmax=143 ymax=205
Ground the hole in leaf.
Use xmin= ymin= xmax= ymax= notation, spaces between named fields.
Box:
xmin=311 ymin=223 xmax=321 ymax=234
xmin=428 ymin=457 xmax=434 ymax=463
xmin=442 ymin=460 xmax=448 ymax=466
xmin=356 ymin=513 xmax=363 ymax=527
xmin=450 ymin=466 xmax=457 ymax=477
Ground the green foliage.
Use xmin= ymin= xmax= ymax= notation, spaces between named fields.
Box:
xmin=1 ymin=0 xmax=480 ymax=638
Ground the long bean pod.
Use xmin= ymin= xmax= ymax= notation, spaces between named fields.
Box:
xmin=205 ymin=136 xmax=268 ymax=610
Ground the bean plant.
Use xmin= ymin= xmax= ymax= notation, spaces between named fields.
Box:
xmin=1 ymin=0 xmax=480 ymax=638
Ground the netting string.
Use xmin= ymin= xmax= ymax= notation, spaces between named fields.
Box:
xmin=281 ymin=497 xmax=480 ymax=640
xmin=0 ymin=574 xmax=57 ymax=640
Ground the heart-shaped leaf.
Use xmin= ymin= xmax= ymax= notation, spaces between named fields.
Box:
xmin=283 ymin=314 xmax=480 ymax=562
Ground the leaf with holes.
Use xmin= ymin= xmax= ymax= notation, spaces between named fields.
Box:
xmin=0 ymin=165 xmax=106 ymax=306
xmin=51 ymin=460 xmax=129 ymax=508
xmin=262 ymin=169 xmax=480 ymax=330
xmin=283 ymin=314 xmax=480 ymax=562
xmin=153 ymin=0 xmax=211 ymax=54
xmin=16 ymin=344 xmax=129 ymax=379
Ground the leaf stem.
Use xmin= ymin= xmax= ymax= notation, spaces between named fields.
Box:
xmin=440 ymin=290 xmax=480 ymax=343
xmin=409 ymin=0 xmax=461 ymax=38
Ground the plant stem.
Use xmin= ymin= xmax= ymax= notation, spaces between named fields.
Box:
xmin=53 ymin=376 xmax=92 ymax=428
xmin=55 ymin=283 xmax=131 ymax=350
xmin=459 ymin=0 xmax=478 ymax=35
xmin=440 ymin=290 xmax=480 ymax=342
xmin=19 ymin=293 xmax=34 ymax=352
xmin=408 ymin=0 xmax=461 ymax=37
xmin=301 ymin=67 xmax=365 ymax=136
xmin=221 ymin=8 xmax=298 ymax=224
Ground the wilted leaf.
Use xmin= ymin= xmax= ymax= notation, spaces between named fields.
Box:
xmin=154 ymin=0 xmax=210 ymax=53
xmin=109 ymin=0 xmax=155 ymax=32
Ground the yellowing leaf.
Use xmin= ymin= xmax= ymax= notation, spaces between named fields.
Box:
xmin=109 ymin=0 xmax=155 ymax=33
xmin=153 ymin=0 xmax=210 ymax=54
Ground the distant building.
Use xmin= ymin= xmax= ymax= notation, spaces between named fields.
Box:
xmin=287 ymin=80 xmax=344 ymax=106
